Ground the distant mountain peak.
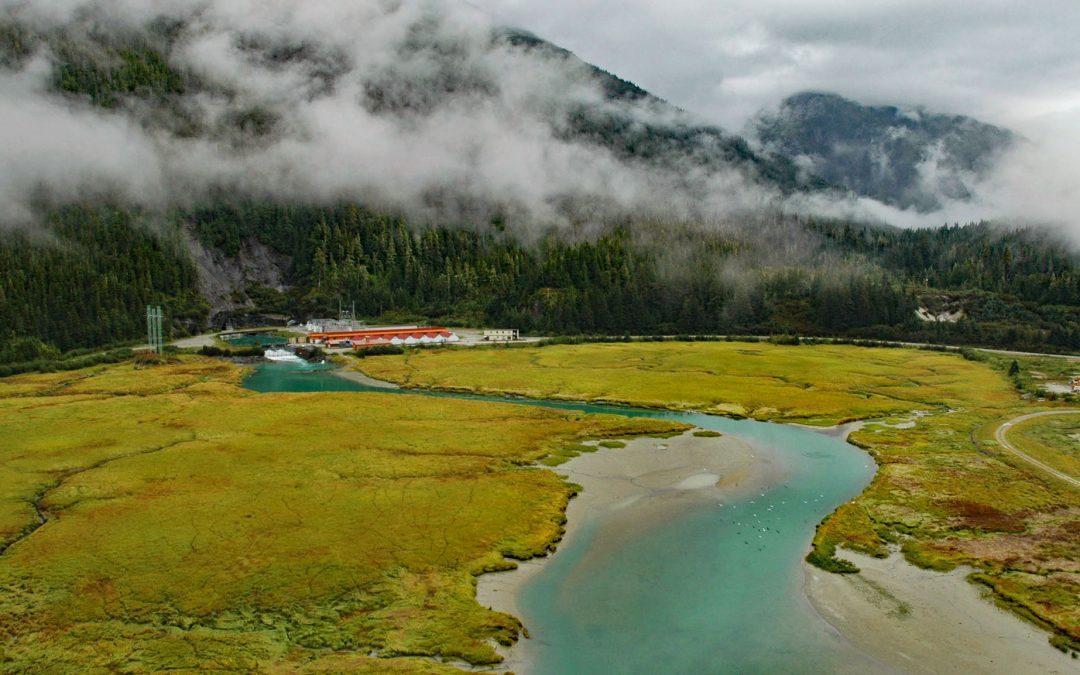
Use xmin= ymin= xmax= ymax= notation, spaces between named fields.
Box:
xmin=752 ymin=91 xmax=1015 ymax=211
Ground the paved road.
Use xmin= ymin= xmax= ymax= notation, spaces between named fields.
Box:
xmin=134 ymin=332 xmax=218 ymax=351
xmin=993 ymin=410 xmax=1080 ymax=488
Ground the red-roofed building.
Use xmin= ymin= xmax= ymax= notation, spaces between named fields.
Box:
xmin=307 ymin=327 xmax=459 ymax=348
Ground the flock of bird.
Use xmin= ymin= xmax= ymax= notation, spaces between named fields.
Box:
xmin=719 ymin=486 xmax=833 ymax=552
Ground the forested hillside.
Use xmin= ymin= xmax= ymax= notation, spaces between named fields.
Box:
xmin=4 ymin=202 xmax=1076 ymax=358
xmin=186 ymin=203 xmax=918 ymax=337
xmin=0 ymin=207 xmax=206 ymax=352
xmin=186 ymin=205 xmax=1080 ymax=352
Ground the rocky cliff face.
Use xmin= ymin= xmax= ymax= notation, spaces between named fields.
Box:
xmin=182 ymin=227 xmax=290 ymax=317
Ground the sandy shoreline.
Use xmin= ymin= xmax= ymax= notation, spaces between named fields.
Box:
xmin=474 ymin=429 xmax=789 ymax=672
xmin=804 ymin=550 xmax=1074 ymax=674
xmin=330 ymin=365 xmax=401 ymax=388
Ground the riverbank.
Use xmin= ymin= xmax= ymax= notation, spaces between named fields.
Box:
xmin=0 ymin=358 xmax=703 ymax=671
xmin=475 ymin=429 xmax=792 ymax=672
xmin=805 ymin=550 xmax=1075 ymax=674
xmin=331 ymin=365 xmax=400 ymax=388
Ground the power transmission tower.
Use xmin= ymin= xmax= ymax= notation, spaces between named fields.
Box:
xmin=146 ymin=305 xmax=164 ymax=354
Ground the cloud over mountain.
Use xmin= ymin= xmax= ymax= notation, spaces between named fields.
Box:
xmin=0 ymin=0 xmax=803 ymax=233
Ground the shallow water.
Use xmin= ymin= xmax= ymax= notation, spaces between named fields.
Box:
xmin=245 ymin=361 xmax=878 ymax=673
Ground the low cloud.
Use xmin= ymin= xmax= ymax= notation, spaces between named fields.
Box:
xmin=785 ymin=111 xmax=1080 ymax=243
xmin=0 ymin=0 xmax=783 ymax=238
xmin=0 ymin=0 xmax=1075 ymax=245
xmin=477 ymin=0 xmax=1080 ymax=238
xmin=0 ymin=57 xmax=166 ymax=225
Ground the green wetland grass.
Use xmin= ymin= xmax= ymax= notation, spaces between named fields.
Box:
xmin=0 ymin=357 xmax=684 ymax=671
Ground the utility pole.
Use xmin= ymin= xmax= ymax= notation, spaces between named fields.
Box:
xmin=146 ymin=305 xmax=164 ymax=354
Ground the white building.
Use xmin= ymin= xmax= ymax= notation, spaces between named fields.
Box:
xmin=483 ymin=328 xmax=520 ymax=342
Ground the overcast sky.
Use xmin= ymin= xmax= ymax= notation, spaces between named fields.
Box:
xmin=2 ymin=0 xmax=1077 ymax=234
xmin=473 ymin=0 xmax=1080 ymax=133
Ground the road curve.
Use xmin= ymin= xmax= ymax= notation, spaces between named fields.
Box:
xmin=993 ymin=410 xmax=1080 ymax=489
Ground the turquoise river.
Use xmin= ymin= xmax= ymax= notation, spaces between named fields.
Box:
xmin=245 ymin=361 xmax=880 ymax=673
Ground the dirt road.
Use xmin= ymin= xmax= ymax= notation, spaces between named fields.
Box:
xmin=993 ymin=410 xmax=1080 ymax=488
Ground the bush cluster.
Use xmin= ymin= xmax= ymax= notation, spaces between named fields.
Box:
xmin=0 ymin=348 xmax=133 ymax=378
xmin=197 ymin=345 xmax=265 ymax=358
xmin=354 ymin=345 xmax=406 ymax=358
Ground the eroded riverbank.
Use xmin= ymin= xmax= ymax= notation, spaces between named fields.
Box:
xmin=470 ymin=419 xmax=885 ymax=674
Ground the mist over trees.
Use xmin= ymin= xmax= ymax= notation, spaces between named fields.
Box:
xmin=0 ymin=1 xmax=1077 ymax=358
xmin=3 ymin=201 xmax=1077 ymax=357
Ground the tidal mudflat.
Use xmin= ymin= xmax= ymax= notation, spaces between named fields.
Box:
xmin=476 ymin=425 xmax=883 ymax=674
xmin=476 ymin=431 xmax=782 ymax=631
xmin=805 ymin=551 xmax=1076 ymax=673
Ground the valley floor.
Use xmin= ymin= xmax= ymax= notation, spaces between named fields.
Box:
xmin=355 ymin=341 xmax=1080 ymax=654
xmin=1 ymin=339 xmax=1076 ymax=671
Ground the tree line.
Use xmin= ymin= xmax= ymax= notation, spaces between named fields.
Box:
xmin=0 ymin=206 xmax=206 ymax=352
xmin=2 ymin=203 xmax=1078 ymax=357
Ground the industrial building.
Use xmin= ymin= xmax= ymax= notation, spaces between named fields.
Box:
xmin=307 ymin=326 xmax=460 ymax=348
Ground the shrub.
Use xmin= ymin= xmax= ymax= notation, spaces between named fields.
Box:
xmin=295 ymin=345 xmax=326 ymax=361
xmin=805 ymin=548 xmax=859 ymax=574
xmin=132 ymin=350 xmax=167 ymax=367
xmin=0 ymin=336 xmax=61 ymax=364
xmin=596 ymin=440 xmax=627 ymax=448
xmin=197 ymin=345 xmax=264 ymax=358
xmin=0 ymin=347 xmax=133 ymax=378
xmin=768 ymin=334 xmax=801 ymax=346
xmin=958 ymin=346 xmax=987 ymax=362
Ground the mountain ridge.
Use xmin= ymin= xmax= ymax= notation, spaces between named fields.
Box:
xmin=0 ymin=2 xmax=1077 ymax=361
xmin=752 ymin=91 xmax=1015 ymax=211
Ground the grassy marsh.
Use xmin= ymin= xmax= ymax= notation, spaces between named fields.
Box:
xmin=0 ymin=357 xmax=684 ymax=671
xmin=355 ymin=341 xmax=1008 ymax=425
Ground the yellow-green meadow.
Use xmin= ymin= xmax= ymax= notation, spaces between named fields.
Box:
xmin=356 ymin=341 xmax=1007 ymax=425
xmin=0 ymin=358 xmax=682 ymax=671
